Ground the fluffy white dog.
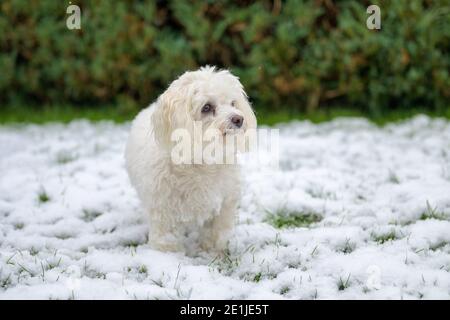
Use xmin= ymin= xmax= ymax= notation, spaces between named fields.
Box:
xmin=125 ymin=66 xmax=257 ymax=252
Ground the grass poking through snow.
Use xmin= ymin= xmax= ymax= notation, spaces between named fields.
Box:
xmin=337 ymin=274 xmax=351 ymax=291
xmin=37 ymin=188 xmax=51 ymax=204
xmin=81 ymin=209 xmax=103 ymax=222
xmin=265 ymin=209 xmax=323 ymax=229
xmin=420 ymin=201 xmax=448 ymax=221
xmin=371 ymin=230 xmax=398 ymax=244
xmin=336 ymin=239 xmax=356 ymax=254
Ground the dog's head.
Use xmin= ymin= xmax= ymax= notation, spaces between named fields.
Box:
xmin=151 ymin=66 xmax=257 ymax=149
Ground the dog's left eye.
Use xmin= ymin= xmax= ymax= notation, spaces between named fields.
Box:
xmin=201 ymin=104 xmax=213 ymax=113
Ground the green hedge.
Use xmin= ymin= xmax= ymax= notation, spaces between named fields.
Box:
xmin=0 ymin=0 xmax=449 ymax=116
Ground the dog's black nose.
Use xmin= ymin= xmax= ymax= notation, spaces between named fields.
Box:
xmin=231 ymin=115 xmax=243 ymax=128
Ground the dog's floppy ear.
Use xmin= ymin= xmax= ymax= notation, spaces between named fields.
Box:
xmin=220 ymin=69 xmax=257 ymax=131
xmin=151 ymin=91 xmax=173 ymax=146
xmin=151 ymin=85 xmax=191 ymax=147
xmin=151 ymin=70 xmax=201 ymax=146
xmin=235 ymin=90 xmax=257 ymax=154
xmin=240 ymin=90 xmax=257 ymax=132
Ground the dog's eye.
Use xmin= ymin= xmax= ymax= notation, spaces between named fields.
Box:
xmin=231 ymin=100 xmax=236 ymax=107
xmin=201 ymin=103 xmax=213 ymax=113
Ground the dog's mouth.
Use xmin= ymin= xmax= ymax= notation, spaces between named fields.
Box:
xmin=223 ymin=127 xmax=245 ymax=136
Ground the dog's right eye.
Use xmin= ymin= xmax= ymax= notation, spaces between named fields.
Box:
xmin=201 ymin=104 xmax=213 ymax=113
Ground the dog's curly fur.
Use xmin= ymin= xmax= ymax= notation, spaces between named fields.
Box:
xmin=125 ymin=66 xmax=257 ymax=252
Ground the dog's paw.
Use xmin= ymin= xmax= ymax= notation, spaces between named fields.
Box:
xmin=149 ymin=239 xmax=183 ymax=252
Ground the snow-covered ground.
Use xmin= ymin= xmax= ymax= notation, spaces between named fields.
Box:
xmin=0 ymin=115 xmax=449 ymax=300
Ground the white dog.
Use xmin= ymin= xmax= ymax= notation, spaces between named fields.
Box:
xmin=125 ymin=66 xmax=257 ymax=252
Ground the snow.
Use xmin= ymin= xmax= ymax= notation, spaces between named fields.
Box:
xmin=0 ymin=115 xmax=449 ymax=299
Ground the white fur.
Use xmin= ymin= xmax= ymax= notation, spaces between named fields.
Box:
xmin=125 ymin=66 xmax=257 ymax=252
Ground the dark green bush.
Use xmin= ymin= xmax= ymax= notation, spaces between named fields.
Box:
xmin=0 ymin=0 xmax=449 ymax=116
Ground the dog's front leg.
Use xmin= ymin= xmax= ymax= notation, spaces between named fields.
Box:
xmin=201 ymin=197 xmax=238 ymax=252
xmin=148 ymin=219 xmax=184 ymax=252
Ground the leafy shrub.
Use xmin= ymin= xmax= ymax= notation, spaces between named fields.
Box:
xmin=0 ymin=0 xmax=448 ymax=116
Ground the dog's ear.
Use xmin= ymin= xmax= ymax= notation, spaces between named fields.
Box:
xmin=240 ymin=91 xmax=257 ymax=132
xmin=151 ymin=71 xmax=200 ymax=146
xmin=151 ymin=91 xmax=173 ymax=146
xmin=220 ymin=69 xmax=257 ymax=131
xmin=151 ymin=86 xmax=190 ymax=147
xmin=220 ymin=70 xmax=257 ymax=153
xmin=235 ymin=91 xmax=257 ymax=154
